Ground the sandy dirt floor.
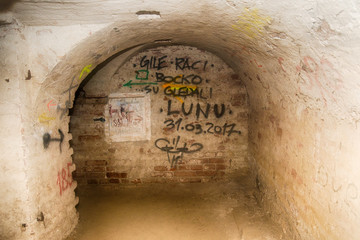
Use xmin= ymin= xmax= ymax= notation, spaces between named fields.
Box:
xmin=66 ymin=174 xmax=285 ymax=240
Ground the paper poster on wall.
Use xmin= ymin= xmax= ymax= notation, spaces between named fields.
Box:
xmin=105 ymin=93 xmax=151 ymax=142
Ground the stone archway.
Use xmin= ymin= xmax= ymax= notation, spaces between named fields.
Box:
xmin=29 ymin=17 xmax=249 ymax=240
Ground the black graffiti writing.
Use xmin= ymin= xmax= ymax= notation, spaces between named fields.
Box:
xmin=163 ymin=86 xmax=213 ymax=99
xmin=164 ymin=118 xmax=183 ymax=131
xmin=167 ymin=100 xmax=226 ymax=119
xmin=175 ymin=58 xmax=205 ymax=70
xmin=156 ymin=72 xmax=203 ymax=85
xmin=43 ymin=129 xmax=64 ymax=153
xmin=155 ymin=136 xmax=203 ymax=168
xmin=140 ymin=55 xmax=168 ymax=70
xmin=203 ymin=61 xmax=208 ymax=71
xmin=163 ymin=118 xmax=241 ymax=137
xmin=142 ymin=84 xmax=212 ymax=99
xmin=144 ymin=85 xmax=160 ymax=94
xmin=57 ymin=77 xmax=78 ymax=119
xmin=206 ymin=122 xmax=241 ymax=136
xmin=155 ymin=136 xmax=203 ymax=154
xmin=136 ymin=55 xmax=212 ymax=71
xmin=164 ymin=85 xmax=194 ymax=97
xmin=93 ymin=117 xmax=105 ymax=122
xmin=214 ymin=103 xmax=225 ymax=117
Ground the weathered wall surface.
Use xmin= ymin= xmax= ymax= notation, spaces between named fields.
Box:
xmin=237 ymin=4 xmax=360 ymax=239
xmin=0 ymin=23 xmax=32 ymax=240
xmin=251 ymin=104 xmax=360 ymax=240
xmin=0 ymin=1 xmax=360 ymax=240
xmin=0 ymin=20 xmax=94 ymax=240
xmin=70 ymin=45 xmax=249 ymax=184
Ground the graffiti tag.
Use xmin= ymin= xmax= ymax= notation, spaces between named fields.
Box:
xmin=43 ymin=129 xmax=64 ymax=153
xmin=155 ymin=136 xmax=203 ymax=168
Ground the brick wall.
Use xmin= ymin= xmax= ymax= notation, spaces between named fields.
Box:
xmin=70 ymin=45 xmax=248 ymax=185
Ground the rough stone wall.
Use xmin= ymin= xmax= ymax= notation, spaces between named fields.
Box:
xmin=70 ymin=45 xmax=249 ymax=184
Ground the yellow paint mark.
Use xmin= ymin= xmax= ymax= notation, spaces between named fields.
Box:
xmin=175 ymin=96 xmax=184 ymax=103
xmin=232 ymin=8 xmax=272 ymax=38
xmin=162 ymin=83 xmax=197 ymax=91
xmin=161 ymin=83 xmax=197 ymax=103
xmin=39 ymin=113 xmax=56 ymax=125
xmin=79 ymin=64 xmax=92 ymax=80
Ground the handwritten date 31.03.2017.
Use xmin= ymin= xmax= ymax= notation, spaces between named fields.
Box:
xmin=163 ymin=118 xmax=241 ymax=137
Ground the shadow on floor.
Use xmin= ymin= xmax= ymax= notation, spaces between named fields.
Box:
xmin=66 ymin=174 xmax=285 ymax=240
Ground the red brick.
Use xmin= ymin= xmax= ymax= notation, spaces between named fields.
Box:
xmin=71 ymin=104 xmax=105 ymax=116
xmin=86 ymin=172 xmax=105 ymax=178
xmin=203 ymin=164 xmax=216 ymax=170
xmin=190 ymin=178 xmax=202 ymax=183
xmin=72 ymin=171 xmax=85 ymax=178
xmin=86 ymin=166 xmax=105 ymax=172
xmin=73 ymin=161 xmax=85 ymax=167
xmin=178 ymin=178 xmax=201 ymax=183
xmin=186 ymin=159 xmax=202 ymax=165
xmin=201 ymin=159 xmax=210 ymax=164
xmin=216 ymin=164 xmax=226 ymax=170
xmin=208 ymin=158 xmax=225 ymax=164
xmin=78 ymin=135 xmax=102 ymax=141
xmin=120 ymin=172 xmax=128 ymax=178
xmin=152 ymin=172 xmax=165 ymax=177
xmin=121 ymin=179 xmax=129 ymax=184
xmin=178 ymin=178 xmax=191 ymax=183
xmin=131 ymin=179 xmax=141 ymax=184
xmin=174 ymin=171 xmax=197 ymax=177
xmin=177 ymin=165 xmax=189 ymax=170
xmin=154 ymin=166 xmax=168 ymax=171
xmin=87 ymin=179 xmax=98 ymax=184
xmin=86 ymin=160 xmax=107 ymax=166
xmin=81 ymin=98 xmax=108 ymax=104
xmin=106 ymin=172 xmax=120 ymax=178
xmin=165 ymin=172 xmax=174 ymax=178
xmin=106 ymin=166 xmax=116 ymax=172
xmin=99 ymin=179 xmax=109 ymax=184
xmin=190 ymin=165 xmax=203 ymax=170
xmin=196 ymin=171 xmax=217 ymax=176
xmin=109 ymin=179 xmax=120 ymax=184
xmin=76 ymin=179 xmax=87 ymax=185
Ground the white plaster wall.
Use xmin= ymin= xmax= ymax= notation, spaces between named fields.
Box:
xmin=0 ymin=0 xmax=359 ymax=239
xmin=0 ymin=23 xmax=32 ymax=240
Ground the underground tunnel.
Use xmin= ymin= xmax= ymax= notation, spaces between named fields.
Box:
xmin=0 ymin=1 xmax=360 ymax=240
